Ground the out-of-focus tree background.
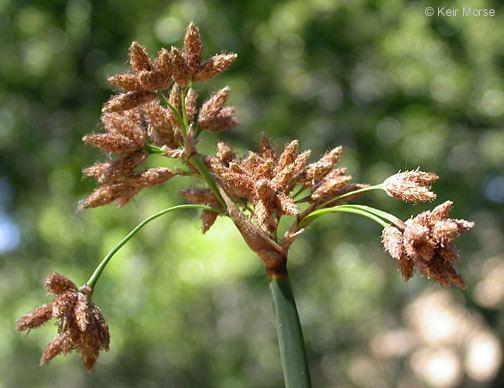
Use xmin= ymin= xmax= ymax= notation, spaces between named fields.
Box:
xmin=1 ymin=0 xmax=503 ymax=387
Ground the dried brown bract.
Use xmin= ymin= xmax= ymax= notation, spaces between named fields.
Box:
xmin=383 ymin=169 xmax=438 ymax=203
xmin=381 ymin=201 xmax=474 ymax=288
xmin=16 ymin=273 xmax=109 ymax=371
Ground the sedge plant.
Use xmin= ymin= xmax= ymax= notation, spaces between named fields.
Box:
xmin=17 ymin=22 xmax=474 ymax=386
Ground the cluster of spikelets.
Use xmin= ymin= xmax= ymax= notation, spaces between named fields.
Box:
xmin=80 ymin=21 xmax=474 ymax=286
xmin=16 ymin=273 xmax=110 ymax=371
xmin=382 ymin=201 xmax=474 ymax=288
xmin=19 ymin=22 xmax=475 ymax=372
xmin=81 ymin=22 xmax=237 ymax=209
xmin=200 ymin=138 xmax=366 ymax=234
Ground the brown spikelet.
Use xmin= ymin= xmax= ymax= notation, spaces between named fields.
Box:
xmin=275 ymin=192 xmax=298 ymax=216
xmin=274 ymin=149 xmax=311 ymax=192
xmin=169 ymin=47 xmax=190 ymax=87
xmin=310 ymin=172 xmax=353 ymax=203
xmin=183 ymin=22 xmax=203 ymax=74
xmin=138 ymin=70 xmax=170 ymax=91
xmin=74 ymin=292 xmax=90 ymax=332
xmin=80 ymin=183 xmax=126 ymax=209
xmin=51 ymin=290 xmax=78 ymax=318
xmin=102 ymin=91 xmax=156 ymax=113
xmin=82 ymin=167 xmax=174 ymax=209
xmin=107 ymin=74 xmax=141 ymax=91
xmin=383 ymin=170 xmax=438 ymax=203
xmin=382 ymin=225 xmax=413 ymax=280
xmin=217 ymin=171 xmax=256 ymax=199
xmin=185 ymin=88 xmax=199 ymax=123
xmin=90 ymin=304 xmax=110 ymax=351
xmin=128 ymin=42 xmax=152 ymax=72
xmin=291 ymin=150 xmax=311 ymax=177
xmin=430 ymin=200 xmax=453 ymax=222
xmin=40 ymin=332 xmax=70 ymax=366
xmin=216 ymin=141 xmax=235 ymax=164
xmin=304 ymin=146 xmax=343 ymax=184
xmin=277 ymin=140 xmax=299 ymax=171
xmin=133 ymin=167 xmax=174 ymax=187
xmin=16 ymin=303 xmax=53 ymax=331
xmin=198 ymin=88 xmax=238 ymax=132
xmin=199 ymin=108 xmax=239 ymax=132
xmin=82 ymin=152 xmax=147 ymax=184
xmin=45 ymin=273 xmax=77 ymax=294
xmin=142 ymin=102 xmax=179 ymax=147
xmin=114 ymin=186 xmax=141 ymax=208
xmin=194 ymin=53 xmax=238 ymax=82
xmin=259 ymin=134 xmax=276 ymax=160
xmin=154 ymin=48 xmax=173 ymax=78
xmin=200 ymin=87 xmax=230 ymax=117
xmin=101 ymin=110 xmax=146 ymax=147
xmin=82 ymin=133 xmax=140 ymax=155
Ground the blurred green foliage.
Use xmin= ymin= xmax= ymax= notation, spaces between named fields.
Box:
xmin=1 ymin=0 xmax=503 ymax=387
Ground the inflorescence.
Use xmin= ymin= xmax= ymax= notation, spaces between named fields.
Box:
xmin=18 ymin=22 xmax=473 ymax=371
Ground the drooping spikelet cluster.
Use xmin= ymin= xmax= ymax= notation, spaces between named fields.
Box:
xmin=16 ymin=273 xmax=110 ymax=371
xmin=382 ymin=201 xmax=474 ymax=288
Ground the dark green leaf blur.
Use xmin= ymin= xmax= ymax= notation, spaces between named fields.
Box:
xmin=1 ymin=1 xmax=503 ymax=387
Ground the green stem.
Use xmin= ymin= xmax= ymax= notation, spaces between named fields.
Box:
xmin=299 ymin=205 xmax=391 ymax=229
xmin=189 ymin=154 xmax=226 ymax=210
xmin=340 ymin=204 xmax=405 ymax=229
xmin=146 ymin=143 xmax=164 ymax=154
xmin=319 ymin=184 xmax=383 ymax=208
xmin=269 ymin=276 xmax=311 ymax=388
xmin=157 ymin=91 xmax=185 ymax=132
xmin=86 ymin=204 xmax=220 ymax=290
xmin=180 ymin=87 xmax=189 ymax=129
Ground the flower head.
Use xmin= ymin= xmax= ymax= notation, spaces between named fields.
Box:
xmin=382 ymin=201 xmax=474 ymax=288
xmin=383 ymin=169 xmax=438 ymax=203
xmin=16 ymin=273 xmax=110 ymax=371
xmin=103 ymin=22 xmax=237 ymax=113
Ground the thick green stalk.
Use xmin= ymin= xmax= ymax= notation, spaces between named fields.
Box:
xmin=269 ymin=276 xmax=311 ymax=388
xmin=86 ymin=204 xmax=219 ymax=290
